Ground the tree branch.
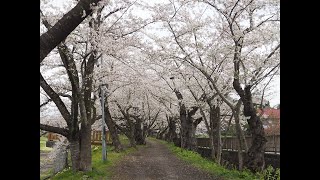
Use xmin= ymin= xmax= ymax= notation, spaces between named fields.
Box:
xmin=40 ymin=99 xmax=52 ymax=108
xmin=193 ymin=117 xmax=203 ymax=126
xmin=40 ymin=0 xmax=103 ymax=63
xmin=40 ymin=124 xmax=69 ymax=137
xmin=40 ymin=72 xmax=71 ymax=124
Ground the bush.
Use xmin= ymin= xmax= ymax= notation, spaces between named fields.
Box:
xmin=259 ymin=165 xmax=280 ymax=180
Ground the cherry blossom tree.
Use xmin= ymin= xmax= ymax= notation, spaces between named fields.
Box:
xmin=40 ymin=0 xmax=279 ymax=173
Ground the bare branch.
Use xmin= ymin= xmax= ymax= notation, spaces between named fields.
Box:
xmin=101 ymin=7 xmax=126 ymax=22
xmin=40 ymin=0 xmax=104 ymax=63
xmin=40 ymin=124 xmax=69 ymax=137
xmin=40 ymin=99 xmax=52 ymax=108
xmin=229 ymin=0 xmax=241 ymax=17
xmin=40 ymin=72 xmax=71 ymax=124
xmin=251 ymin=44 xmax=280 ymax=84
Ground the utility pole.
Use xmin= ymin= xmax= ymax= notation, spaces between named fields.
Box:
xmin=98 ymin=57 xmax=107 ymax=162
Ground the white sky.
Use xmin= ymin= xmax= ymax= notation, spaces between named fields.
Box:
xmin=267 ymin=76 xmax=280 ymax=107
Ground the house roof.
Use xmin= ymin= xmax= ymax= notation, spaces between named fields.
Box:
xmin=257 ymin=108 xmax=280 ymax=119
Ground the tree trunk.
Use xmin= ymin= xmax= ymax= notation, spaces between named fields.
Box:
xmin=245 ymin=115 xmax=266 ymax=172
xmin=166 ymin=117 xmax=178 ymax=142
xmin=135 ymin=118 xmax=146 ymax=145
xmin=143 ymin=124 xmax=148 ymax=138
xmin=105 ymin=103 xmax=123 ymax=152
xmin=129 ymin=136 xmax=136 ymax=147
xmin=128 ymin=119 xmax=136 ymax=147
xmin=79 ymin=124 xmax=92 ymax=172
xmin=233 ymin=81 xmax=267 ymax=172
xmin=180 ymin=115 xmax=198 ymax=151
xmin=157 ymin=126 xmax=168 ymax=140
xmin=69 ymin=139 xmax=80 ymax=171
xmin=188 ymin=119 xmax=198 ymax=151
xmin=180 ymin=103 xmax=188 ymax=149
xmin=211 ymin=105 xmax=222 ymax=165
xmin=174 ymin=89 xmax=200 ymax=151
xmin=180 ymin=112 xmax=198 ymax=151
xmin=209 ymin=134 xmax=214 ymax=160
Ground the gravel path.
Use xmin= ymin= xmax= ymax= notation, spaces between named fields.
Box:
xmin=110 ymin=139 xmax=221 ymax=180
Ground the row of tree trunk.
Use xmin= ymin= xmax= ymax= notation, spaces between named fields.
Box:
xmin=156 ymin=85 xmax=265 ymax=172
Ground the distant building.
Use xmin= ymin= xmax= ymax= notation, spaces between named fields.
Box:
xmin=257 ymin=108 xmax=280 ymax=135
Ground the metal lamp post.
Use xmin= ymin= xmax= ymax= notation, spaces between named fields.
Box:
xmin=98 ymin=55 xmax=108 ymax=162
xmin=99 ymin=83 xmax=108 ymax=162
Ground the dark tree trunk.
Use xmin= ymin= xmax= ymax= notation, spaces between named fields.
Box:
xmin=157 ymin=126 xmax=168 ymax=140
xmin=128 ymin=134 xmax=136 ymax=147
xmin=135 ymin=117 xmax=146 ymax=145
xmin=114 ymin=102 xmax=136 ymax=147
xmin=166 ymin=116 xmax=178 ymax=142
xmin=187 ymin=118 xmax=198 ymax=151
xmin=40 ymin=0 xmax=103 ymax=62
xmin=105 ymin=103 xmax=123 ymax=152
xmin=233 ymin=80 xmax=267 ymax=172
xmin=180 ymin=103 xmax=188 ymax=148
xmin=128 ymin=118 xmax=136 ymax=147
xmin=174 ymin=89 xmax=200 ymax=151
xmin=181 ymin=111 xmax=201 ymax=151
xmin=245 ymin=115 xmax=266 ymax=172
xmin=143 ymin=124 xmax=148 ymax=138
xmin=79 ymin=124 xmax=92 ymax=172
xmin=210 ymin=105 xmax=222 ymax=164
xmin=69 ymin=139 xmax=80 ymax=171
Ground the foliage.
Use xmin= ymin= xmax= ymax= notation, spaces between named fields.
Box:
xmin=258 ymin=165 xmax=280 ymax=180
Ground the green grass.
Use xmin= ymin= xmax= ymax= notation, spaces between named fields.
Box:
xmin=40 ymin=136 xmax=53 ymax=152
xmin=49 ymin=135 xmax=141 ymax=180
xmin=41 ymin=169 xmax=54 ymax=180
xmin=195 ymin=134 xmax=209 ymax=138
xmin=151 ymin=137 xmax=261 ymax=180
xmin=119 ymin=134 xmax=130 ymax=146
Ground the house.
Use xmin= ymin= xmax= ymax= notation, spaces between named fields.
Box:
xmin=257 ymin=108 xmax=280 ymax=135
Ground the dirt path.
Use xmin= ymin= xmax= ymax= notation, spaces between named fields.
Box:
xmin=110 ymin=139 xmax=220 ymax=180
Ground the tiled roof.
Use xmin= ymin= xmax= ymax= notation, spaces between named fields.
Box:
xmin=257 ymin=108 xmax=280 ymax=119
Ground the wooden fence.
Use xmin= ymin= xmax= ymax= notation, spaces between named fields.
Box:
xmin=197 ymin=134 xmax=280 ymax=154
xmin=47 ymin=130 xmax=112 ymax=145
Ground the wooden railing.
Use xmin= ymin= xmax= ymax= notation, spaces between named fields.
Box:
xmin=47 ymin=130 xmax=112 ymax=145
xmin=197 ymin=135 xmax=280 ymax=154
